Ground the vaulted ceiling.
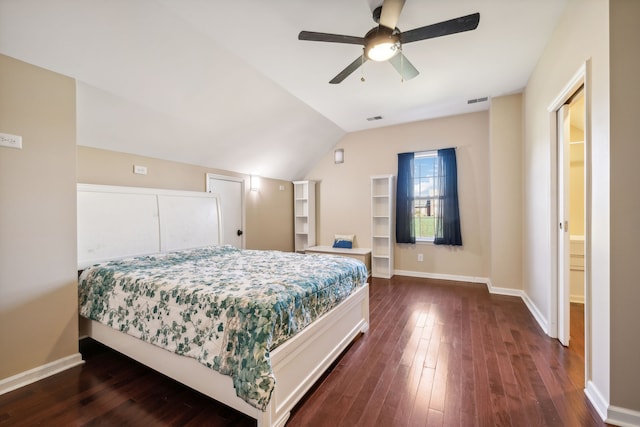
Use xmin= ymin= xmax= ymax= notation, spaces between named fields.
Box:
xmin=0 ymin=0 xmax=566 ymax=181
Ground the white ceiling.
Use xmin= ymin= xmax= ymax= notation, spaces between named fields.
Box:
xmin=0 ymin=0 xmax=566 ymax=181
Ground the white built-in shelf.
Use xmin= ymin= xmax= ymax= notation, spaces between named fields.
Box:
xmin=370 ymin=175 xmax=394 ymax=278
xmin=293 ymin=180 xmax=316 ymax=253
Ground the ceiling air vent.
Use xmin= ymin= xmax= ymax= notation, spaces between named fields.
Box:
xmin=467 ymin=97 xmax=489 ymax=104
xmin=367 ymin=115 xmax=383 ymax=121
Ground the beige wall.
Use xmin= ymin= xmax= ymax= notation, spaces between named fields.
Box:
xmin=77 ymin=146 xmax=293 ymax=252
xmin=306 ymin=111 xmax=490 ymax=279
xmin=489 ymin=94 xmax=523 ymax=290
xmin=609 ymin=0 xmax=640 ymax=412
xmin=0 ymin=54 xmax=78 ymax=379
xmin=245 ymin=180 xmax=293 ymax=252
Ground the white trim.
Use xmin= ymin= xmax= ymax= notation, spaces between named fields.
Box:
xmin=393 ymin=269 xmax=489 ymax=285
xmin=570 ymin=294 xmax=585 ymax=304
xmin=585 ymin=380 xmax=608 ymax=421
xmin=485 ymin=278 xmax=526 ymax=298
xmin=607 ymin=405 xmax=640 ymax=427
xmin=0 ymin=353 xmax=83 ymax=396
xmin=520 ymin=293 xmax=550 ymax=334
xmin=394 ymin=270 xmax=525 ymax=299
xmin=547 ymin=64 xmax=587 ymax=112
xmin=583 ymin=59 xmax=594 ymax=389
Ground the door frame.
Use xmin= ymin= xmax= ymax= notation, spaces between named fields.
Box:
xmin=547 ymin=61 xmax=592 ymax=386
xmin=205 ymin=173 xmax=246 ymax=249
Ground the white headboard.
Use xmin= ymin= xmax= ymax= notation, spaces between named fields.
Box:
xmin=77 ymin=184 xmax=222 ymax=268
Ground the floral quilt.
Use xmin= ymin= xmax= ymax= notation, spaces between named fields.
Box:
xmin=78 ymin=245 xmax=368 ymax=410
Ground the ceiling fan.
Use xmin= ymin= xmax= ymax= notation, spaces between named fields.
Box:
xmin=298 ymin=0 xmax=480 ymax=84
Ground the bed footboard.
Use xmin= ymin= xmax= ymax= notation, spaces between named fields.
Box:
xmin=84 ymin=283 xmax=369 ymax=427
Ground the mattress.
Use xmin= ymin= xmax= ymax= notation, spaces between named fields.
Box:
xmin=78 ymin=245 xmax=368 ymax=410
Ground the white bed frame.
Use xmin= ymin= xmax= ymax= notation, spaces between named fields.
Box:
xmin=77 ymin=184 xmax=370 ymax=427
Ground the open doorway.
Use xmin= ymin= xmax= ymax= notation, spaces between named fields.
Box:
xmin=567 ymin=92 xmax=586 ymax=352
xmin=557 ymin=88 xmax=586 ymax=347
xmin=562 ymin=88 xmax=586 ymax=340
xmin=550 ymin=63 xmax=591 ymax=388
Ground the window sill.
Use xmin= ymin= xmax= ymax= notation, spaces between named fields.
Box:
xmin=415 ymin=239 xmax=435 ymax=245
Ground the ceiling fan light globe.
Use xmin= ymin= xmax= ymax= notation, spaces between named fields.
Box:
xmin=366 ymin=41 xmax=399 ymax=61
xmin=364 ymin=26 xmax=400 ymax=62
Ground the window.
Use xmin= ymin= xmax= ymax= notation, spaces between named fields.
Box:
xmin=414 ymin=151 xmax=438 ymax=241
xmin=396 ymin=148 xmax=462 ymax=246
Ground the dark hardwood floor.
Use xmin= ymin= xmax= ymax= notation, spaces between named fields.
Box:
xmin=0 ymin=277 xmax=610 ymax=426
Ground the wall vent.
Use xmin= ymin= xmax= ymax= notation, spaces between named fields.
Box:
xmin=467 ymin=97 xmax=489 ymax=104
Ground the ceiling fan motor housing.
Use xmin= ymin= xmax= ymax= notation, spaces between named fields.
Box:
xmin=364 ymin=26 xmax=401 ymax=61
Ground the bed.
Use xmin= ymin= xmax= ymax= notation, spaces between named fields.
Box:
xmin=77 ymin=184 xmax=370 ymax=427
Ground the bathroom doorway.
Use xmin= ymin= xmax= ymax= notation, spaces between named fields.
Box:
xmin=551 ymin=63 xmax=590 ymax=389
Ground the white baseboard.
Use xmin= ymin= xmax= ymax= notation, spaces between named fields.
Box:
xmin=585 ymin=380 xmax=609 ymax=421
xmin=607 ymin=405 xmax=640 ymax=427
xmin=393 ymin=269 xmax=490 ymax=285
xmin=486 ymin=278 xmax=526 ymax=298
xmin=486 ymin=281 xmax=555 ymax=335
xmin=520 ymin=292 xmax=549 ymax=334
xmin=0 ymin=353 xmax=84 ymax=396
xmin=570 ymin=294 xmax=585 ymax=304
xmin=585 ymin=380 xmax=640 ymax=427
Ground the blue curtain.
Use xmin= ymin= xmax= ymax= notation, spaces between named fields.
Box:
xmin=396 ymin=152 xmax=415 ymax=244
xmin=434 ymin=148 xmax=462 ymax=246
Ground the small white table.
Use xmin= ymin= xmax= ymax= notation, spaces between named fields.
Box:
xmin=305 ymin=246 xmax=372 ymax=276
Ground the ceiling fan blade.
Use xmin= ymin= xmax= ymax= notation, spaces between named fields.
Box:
xmin=298 ymin=31 xmax=365 ymax=45
xmin=379 ymin=0 xmax=406 ymax=30
xmin=400 ymin=12 xmax=480 ymax=44
xmin=329 ymin=55 xmax=368 ymax=84
xmin=388 ymin=52 xmax=419 ymax=81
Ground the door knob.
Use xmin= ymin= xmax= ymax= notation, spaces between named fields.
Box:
xmin=237 ymin=229 xmax=243 ymax=236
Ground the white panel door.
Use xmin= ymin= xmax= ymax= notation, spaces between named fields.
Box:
xmin=557 ymin=104 xmax=571 ymax=347
xmin=206 ymin=174 xmax=244 ymax=248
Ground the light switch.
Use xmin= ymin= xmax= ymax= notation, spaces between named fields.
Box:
xmin=0 ymin=132 xmax=22 ymax=149
xmin=133 ymin=165 xmax=147 ymax=175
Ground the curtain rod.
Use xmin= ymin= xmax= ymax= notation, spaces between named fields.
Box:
xmin=397 ymin=147 xmax=458 ymax=155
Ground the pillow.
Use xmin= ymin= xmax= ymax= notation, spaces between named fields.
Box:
xmin=332 ymin=234 xmax=354 ymax=249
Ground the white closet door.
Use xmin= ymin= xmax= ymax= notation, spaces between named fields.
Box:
xmin=557 ymin=104 xmax=571 ymax=347
xmin=206 ymin=174 xmax=244 ymax=248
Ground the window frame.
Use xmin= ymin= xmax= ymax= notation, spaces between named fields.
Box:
xmin=413 ymin=150 xmax=439 ymax=243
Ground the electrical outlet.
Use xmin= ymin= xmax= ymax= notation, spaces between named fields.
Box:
xmin=417 ymin=253 xmax=424 ymax=262
xmin=0 ymin=132 xmax=22 ymax=149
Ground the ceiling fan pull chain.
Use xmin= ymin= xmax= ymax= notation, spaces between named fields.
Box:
xmin=361 ymin=49 xmax=366 ymax=82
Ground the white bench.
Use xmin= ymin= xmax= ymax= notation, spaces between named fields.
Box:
xmin=305 ymin=246 xmax=371 ymax=276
